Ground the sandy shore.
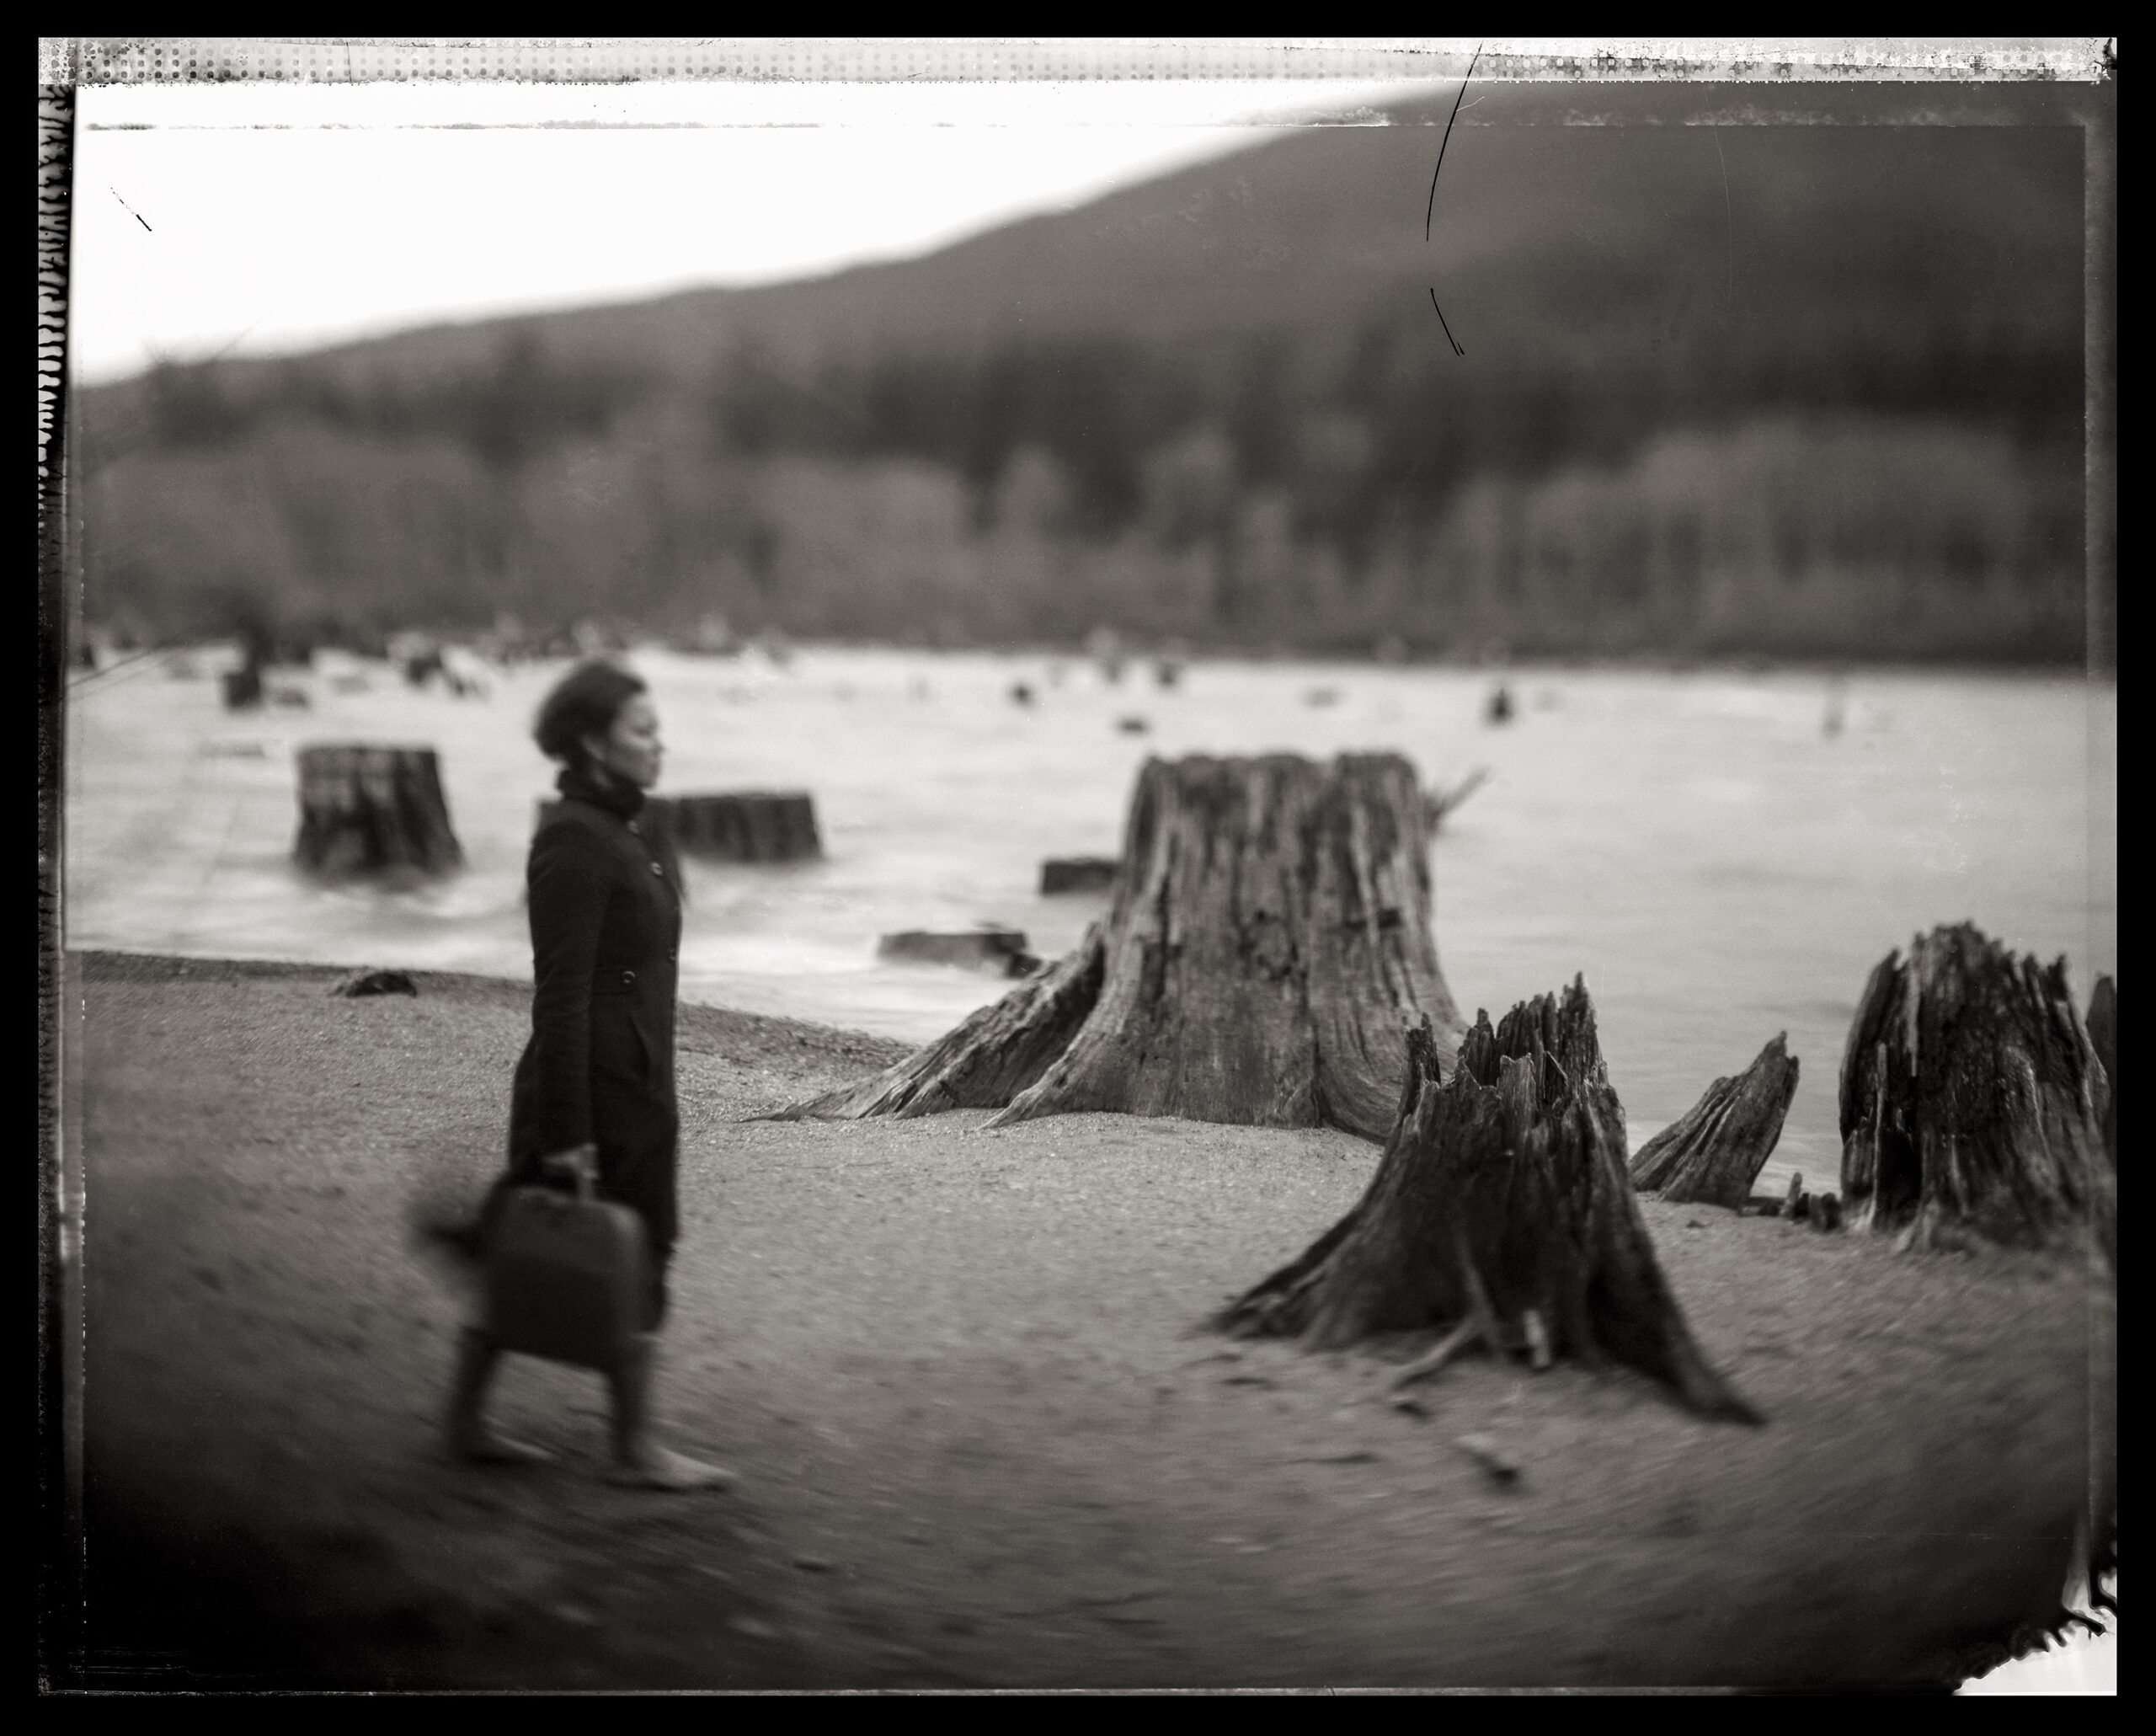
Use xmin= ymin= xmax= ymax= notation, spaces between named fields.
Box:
xmin=58 ymin=952 xmax=2112 ymax=1691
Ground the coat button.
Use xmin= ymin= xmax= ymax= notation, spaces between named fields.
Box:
xmin=627 ymin=820 xmax=642 ymax=836
xmin=620 ymin=969 xmax=636 ymax=987
xmin=649 ymin=861 xmax=664 ymax=876
xmin=668 ymin=950 xmax=678 ymax=964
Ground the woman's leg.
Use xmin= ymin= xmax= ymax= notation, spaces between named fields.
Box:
xmin=445 ymin=1325 xmax=553 ymax=1466
xmin=605 ymin=1245 xmax=732 ymax=1490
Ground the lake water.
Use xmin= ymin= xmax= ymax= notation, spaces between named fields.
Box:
xmin=65 ymin=645 xmax=2116 ymax=1194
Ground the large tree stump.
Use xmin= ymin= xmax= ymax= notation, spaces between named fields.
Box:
xmin=1839 ymin=925 xmax=2112 ymax=1261
xmin=293 ymin=745 xmax=463 ymax=876
xmin=774 ymin=754 xmax=1465 ymax=1138
xmin=1630 ymin=1034 xmax=1800 ymax=1207
xmin=2086 ymin=975 xmax=2116 ymax=1165
xmin=668 ymin=791 xmax=820 ymax=863
xmin=1218 ymin=983 xmax=1759 ymax=1424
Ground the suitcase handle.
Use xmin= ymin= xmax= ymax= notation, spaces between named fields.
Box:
xmin=541 ymin=1143 xmax=599 ymax=1201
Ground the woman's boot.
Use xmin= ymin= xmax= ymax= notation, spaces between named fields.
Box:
xmin=605 ymin=1332 xmax=734 ymax=1490
xmin=445 ymin=1325 xmax=553 ymax=1465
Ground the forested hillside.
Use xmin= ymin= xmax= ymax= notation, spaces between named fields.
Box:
xmin=77 ymin=83 xmax=2090 ymax=662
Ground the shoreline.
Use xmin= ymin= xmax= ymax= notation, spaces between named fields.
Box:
xmin=56 ymin=950 xmax=2111 ymax=1690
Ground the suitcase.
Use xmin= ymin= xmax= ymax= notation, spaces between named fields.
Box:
xmin=483 ymin=1155 xmax=649 ymax=1370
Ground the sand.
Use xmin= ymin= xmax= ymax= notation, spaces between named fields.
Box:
xmin=56 ymin=952 xmax=2114 ymax=1691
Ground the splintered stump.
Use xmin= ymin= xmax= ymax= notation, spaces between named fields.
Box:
xmin=1630 ymin=1034 xmax=1800 ymax=1208
xmin=1840 ymin=925 xmax=2112 ymax=1262
xmin=772 ymin=753 xmax=1464 ymax=1137
xmin=293 ymin=745 xmax=463 ymax=877
xmin=1218 ymin=983 xmax=1759 ymax=1424
xmin=670 ymin=791 xmax=820 ymax=863
xmin=2086 ymin=975 xmax=2116 ymax=1165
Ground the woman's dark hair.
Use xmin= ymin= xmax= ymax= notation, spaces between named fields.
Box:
xmin=533 ymin=659 xmax=648 ymax=767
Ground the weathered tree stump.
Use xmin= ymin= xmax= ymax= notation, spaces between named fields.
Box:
xmin=1040 ymin=856 xmax=1118 ymax=895
xmin=878 ymin=928 xmax=1041 ymax=978
xmin=293 ymin=745 xmax=463 ymax=877
xmin=1630 ymin=1034 xmax=1800 ymax=1207
xmin=667 ymin=791 xmax=820 ymax=863
xmin=1217 ymin=984 xmax=1759 ymax=1424
xmin=1840 ymin=925 xmax=2112 ymax=1261
xmin=2086 ymin=975 xmax=2116 ymax=1165
xmin=773 ymin=754 xmax=1465 ymax=1138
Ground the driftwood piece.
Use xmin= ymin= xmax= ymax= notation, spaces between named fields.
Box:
xmin=1629 ymin=1034 xmax=1800 ymax=1207
xmin=1218 ymin=986 xmax=1760 ymax=1424
xmin=774 ymin=754 xmax=1465 ymax=1140
xmin=2086 ymin=975 xmax=2116 ymax=1165
xmin=878 ymin=928 xmax=1041 ymax=977
xmin=1040 ymin=856 xmax=1118 ymax=895
xmin=293 ymin=745 xmax=463 ymax=877
xmin=331 ymin=969 xmax=418 ymax=997
xmin=1839 ymin=925 xmax=2112 ymax=1262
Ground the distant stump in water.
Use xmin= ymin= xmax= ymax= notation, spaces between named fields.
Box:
xmin=878 ymin=929 xmax=1041 ymax=978
xmin=1840 ymin=924 xmax=2112 ymax=1263
xmin=1630 ymin=1034 xmax=1799 ymax=1208
xmin=668 ymin=791 xmax=821 ymax=863
xmin=221 ymin=667 xmax=264 ymax=711
xmin=293 ymin=745 xmax=463 ymax=878
xmin=1218 ymin=986 xmax=1760 ymax=1424
xmin=1039 ymin=856 xmax=1118 ymax=895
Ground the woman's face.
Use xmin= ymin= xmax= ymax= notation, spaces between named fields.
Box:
xmin=583 ymin=693 xmax=664 ymax=789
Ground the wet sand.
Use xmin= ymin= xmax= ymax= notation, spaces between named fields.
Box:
xmin=61 ymin=953 xmax=2112 ymax=1691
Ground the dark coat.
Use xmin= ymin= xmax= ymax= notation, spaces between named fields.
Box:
xmin=505 ymin=789 xmax=686 ymax=1258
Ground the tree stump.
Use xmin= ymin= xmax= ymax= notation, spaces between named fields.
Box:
xmin=1040 ymin=856 xmax=1118 ymax=895
xmin=2086 ymin=975 xmax=2116 ymax=1165
xmin=668 ymin=791 xmax=820 ymax=863
xmin=221 ymin=666 xmax=264 ymax=710
xmin=1839 ymin=925 xmax=2112 ymax=1261
xmin=1217 ymin=984 xmax=1759 ymax=1424
xmin=293 ymin=745 xmax=463 ymax=877
xmin=1629 ymin=1034 xmax=1800 ymax=1208
xmin=773 ymin=753 xmax=1465 ymax=1138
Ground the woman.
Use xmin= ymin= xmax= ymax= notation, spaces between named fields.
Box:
xmin=443 ymin=659 xmax=730 ymax=1490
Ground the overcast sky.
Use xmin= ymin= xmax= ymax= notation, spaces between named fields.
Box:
xmin=70 ymin=77 xmax=1428 ymax=384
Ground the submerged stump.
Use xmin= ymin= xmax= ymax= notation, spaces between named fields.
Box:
xmin=1218 ymin=982 xmax=1759 ymax=1424
xmin=1840 ymin=925 xmax=2112 ymax=1262
xmin=1630 ymin=1034 xmax=1800 ymax=1208
xmin=773 ymin=753 xmax=1465 ymax=1137
xmin=669 ymin=791 xmax=820 ymax=863
xmin=293 ymin=745 xmax=463 ymax=877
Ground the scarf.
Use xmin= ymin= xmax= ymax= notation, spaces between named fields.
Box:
xmin=556 ymin=759 xmax=645 ymax=823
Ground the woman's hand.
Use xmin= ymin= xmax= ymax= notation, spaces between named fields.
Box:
xmin=539 ymin=1142 xmax=599 ymax=1186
